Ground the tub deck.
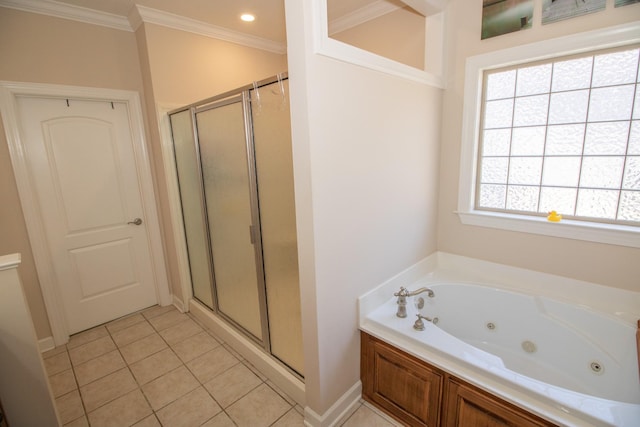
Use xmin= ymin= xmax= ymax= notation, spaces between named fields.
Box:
xmin=358 ymin=253 xmax=640 ymax=427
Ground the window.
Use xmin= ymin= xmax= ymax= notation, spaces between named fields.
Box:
xmin=478 ymin=46 xmax=640 ymax=224
xmin=458 ymin=23 xmax=640 ymax=248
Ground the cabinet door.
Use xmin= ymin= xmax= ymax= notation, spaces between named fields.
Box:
xmin=443 ymin=379 xmax=557 ymax=427
xmin=361 ymin=332 xmax=443 ymax=427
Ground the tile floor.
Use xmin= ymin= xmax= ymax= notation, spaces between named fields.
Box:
xmin=43 ymin=305 xmax=398 ymax=427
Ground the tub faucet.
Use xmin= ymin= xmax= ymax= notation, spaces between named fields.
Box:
xmin=393 ymin=286 xmax=435 ymax=318
xmin=413 ymin=314 xmax=434 ymax=331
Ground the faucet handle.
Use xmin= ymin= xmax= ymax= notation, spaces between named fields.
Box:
xmin=413 ymin=314 xmax=433 ymax=331
xmin=394 ymin=287 xmax=408 ymax=297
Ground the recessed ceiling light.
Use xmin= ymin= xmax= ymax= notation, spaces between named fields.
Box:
xmin=241 ymin=14 xmax=255 ymax=22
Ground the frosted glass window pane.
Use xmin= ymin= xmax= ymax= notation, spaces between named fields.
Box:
xmin=584 ymin=122 xmax=630 ymax=155
xmin=476 ymin=48 xmax=640 ymax=225
xmin=549 ymin=90 xmax=589 ymax=124
xmin=618 ymin=191 xmax=640 ymax=221
xmin=481 ymin=157 xmax=509 ymax=183
xmin=588 ymin=85 xmax=635 ymax=122
xmin=486 ymin=70 xmax=516 ymax=100
xmin=516 ymin=64 xmax=552 ymax=96
xmin=592 ymin=49 xmax=639 ymax=87
xmin=513 ymin=95 xmax=549 ymax=126
xmin=512 ymin=126 xmax=545 ymax=155
xmin=539 ymin=187 xmax=577 ymax=215
xmin=508 ymin=157 xmax=542 ymax=185
xmin=507 ymin=186 xmax=539 ymax=212
xmin=552 ymin=56 xmax=593 ymax=92
xmin=484 ymin=99 xmax=514 ymax=129
xmin=545 ymin=124 xmax=585 ymax=155
xmin=542 ymin=157 xmax=581 ymax=187
xmin=629 ymin=121 xmax=640 ymax=155
xmin=580 ymin=157 xmax=624 ymax=189
xmin=576 ymin=189 xmax=619 ymax=219
xmin=623 ymin=156 xmax=640 ymax=190
xmin=479 ymin=184 xmax=506 ymax=209
xmin=483 ymin=129 xmax=511 ymax=156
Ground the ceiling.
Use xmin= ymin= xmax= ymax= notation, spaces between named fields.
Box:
xmin=32 ymin=0 xmax=392 ymax=44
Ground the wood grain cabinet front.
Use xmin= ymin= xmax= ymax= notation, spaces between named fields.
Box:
xmin=361 ymin=332 xmax=444 ymax=426
xmin=443 ymin=379 xmax=557 ymax=427
xmin=360 ymin=332 xmax=558 ymax=427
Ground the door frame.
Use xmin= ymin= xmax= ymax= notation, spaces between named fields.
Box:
xmin=157 ymin=103 xmax=193 ymax=312
xmin=0 ymin=81 xmax=171 ymax=346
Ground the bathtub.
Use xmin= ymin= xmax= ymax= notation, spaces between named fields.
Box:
xmin=359 ymin=255 xmax=640 ymax=427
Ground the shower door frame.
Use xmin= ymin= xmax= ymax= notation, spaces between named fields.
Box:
xmin=170 ymin=78 xmax=287 ymax=353
xmin=194 ymin=94 xmax=270 ymax=349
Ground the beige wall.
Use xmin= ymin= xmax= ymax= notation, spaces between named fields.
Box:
xmin=331 ymin=7 xmax=426 ymax=70
xmin=0 ymin=9 xmax=146 ymax=339
xmin=0 ymin=8 xmax=288 ymax=339
xmin=438 ymin=1 xmax=640 ymax=292
xmin=0 ymin=116 xmax=51 ymax=339
xmin=0 ymin=10 xmax=144 ymax=89
xmin=142 ymin=23 xmax=288 ymax=106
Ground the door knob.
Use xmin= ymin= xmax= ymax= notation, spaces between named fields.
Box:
xmin=127 ymin=218 xmax=143 ymax=225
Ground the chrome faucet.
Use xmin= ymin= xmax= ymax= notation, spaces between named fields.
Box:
xmin=393 ymin=286 xmax=435 ymax=318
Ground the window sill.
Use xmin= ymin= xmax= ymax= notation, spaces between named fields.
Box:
xmin=456 ymin=210 xmax=640 ymax=248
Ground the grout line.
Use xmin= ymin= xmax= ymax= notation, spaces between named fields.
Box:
xmin=55 ymin=305 xmax=317 ymax=427
xmin=67 ymin=347 xmax=89 ymax=427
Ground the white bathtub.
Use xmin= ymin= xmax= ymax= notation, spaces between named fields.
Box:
xmin=359 ymin=253 xmax=640 ymax=427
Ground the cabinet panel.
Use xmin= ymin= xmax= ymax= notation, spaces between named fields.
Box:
xmin=443 ymin=379 xmax=556 ymax=427
xmin=361 ymin=332 xmax=558 ymax=427
xmin=361 ymin=332 xmax=443 ymax=427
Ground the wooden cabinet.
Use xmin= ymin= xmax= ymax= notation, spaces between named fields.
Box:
xmin=443 ymin=378 xmax=556 ymax=427
xmin=361 ymin=332 xmax=444 ymax=426
xmin=361 ymin=332 xmax=557 ymax=427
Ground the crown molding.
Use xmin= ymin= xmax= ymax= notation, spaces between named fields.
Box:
xmin=0 ymin=0 xmax=132 ymax=31
xmin=130 ymin=5 xmax=286 ymax=55
xmin=328 ymin=0 xmax=401 ymax=36
xmin=0 ymin=0 xmax=286 ymax=54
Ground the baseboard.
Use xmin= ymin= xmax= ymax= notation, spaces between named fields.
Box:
xmin=38 ymin=336 xmax=55 ymax=353
xmin=189 ymin=299 xmax=305 ymax=406
xmin=304 ymin=381 xmax=362 ymax=427
xmin=172 ymin=295 xmax=187 ymax=313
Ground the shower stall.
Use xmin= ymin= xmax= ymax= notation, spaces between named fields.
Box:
xmin=169 ymin=74 xmax=303 ymax=377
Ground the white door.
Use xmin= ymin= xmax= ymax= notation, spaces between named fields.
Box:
xmin=16 ymin=96 xmax=159 ymax=334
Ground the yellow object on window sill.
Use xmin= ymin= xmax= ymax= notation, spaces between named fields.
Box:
xmin=547 ymin=211 xmax=562 ymax=222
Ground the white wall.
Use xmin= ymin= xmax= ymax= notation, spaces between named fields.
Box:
xmin=286 ymin=0 xmax=442 ymax=418
xmin=438 ymin=0 xmax=640 ymax=292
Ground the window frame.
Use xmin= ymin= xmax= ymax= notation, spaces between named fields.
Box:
xmin=458 ymin=22 xmax=640 ymax=248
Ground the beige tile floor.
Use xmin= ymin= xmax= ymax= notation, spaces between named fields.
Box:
xmin=43 ymin=305 xmax=398 ymax=427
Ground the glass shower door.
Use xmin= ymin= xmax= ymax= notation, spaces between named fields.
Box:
xmin=195 ymin=97 xmax=266 ymax=341
xmin=251 ymin=79 xmax=304 ymax=375
xmin=169 ymin=75 xmax=303 ymax=378
xmin=170 ymin=109 xmax=214 ymax=309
